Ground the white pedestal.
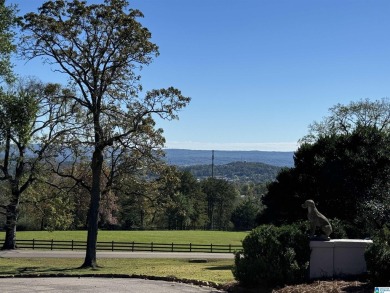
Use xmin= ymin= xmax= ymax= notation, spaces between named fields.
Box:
xmin=309 ymin=239 xmax=372 ymax=279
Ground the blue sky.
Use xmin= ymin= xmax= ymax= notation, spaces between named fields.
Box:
xmin=8 ymin=0 xmax=390 ymax=151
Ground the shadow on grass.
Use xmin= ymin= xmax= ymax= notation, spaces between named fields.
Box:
xmin=18 ymin=266 xmax=86 ymax=273
xmin=206 ymin=265 xmax=233 ymax=271
xmin=0 ymin=266 xmax=102 ymax=275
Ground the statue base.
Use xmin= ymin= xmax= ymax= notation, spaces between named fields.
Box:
xmin=309 ymin=239 xmax=372 ymax=279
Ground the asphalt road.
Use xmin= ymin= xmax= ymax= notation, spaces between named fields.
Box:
xmin=0 ymin=250 xmax=234 ymax=259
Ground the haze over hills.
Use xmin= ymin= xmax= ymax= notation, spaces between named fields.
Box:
xmin=163 ymin=149 xmax=294 ymax=167
xmin=2 ymin=146 xmax=292 ymax=183
xmin=7 ymin=146 xmax=294 ymax=168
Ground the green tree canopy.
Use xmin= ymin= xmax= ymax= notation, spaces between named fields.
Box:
xmin=0 ymin=0 xmax=18 ymax=83
xmin=231 ymin=196 xmax=261 ymax=231
xmin=0 ymin=78 xmax=73 ymax=249
xmin=261 ymin=98 xmax=390 ymax=236
xmin=201 ymin=178 xmax=238 ymax=230
xmin=161 ymin=170 xmax=206 ymax=230
xmin=261 ymin=125 xmax=390 ymax=236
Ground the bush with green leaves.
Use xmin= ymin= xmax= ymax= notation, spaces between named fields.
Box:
xmin=365 ymin=226 xmax=390 ymax=286
xmin=329 ymin=218 xmax=349 ymax=239
xmin=232 ymin=222 xmax=310 ymax=287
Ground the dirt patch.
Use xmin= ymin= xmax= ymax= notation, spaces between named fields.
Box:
xmin=223 ymin=280 xmax=373 ymax=293
xmin=275 ymin=280 xmax=373 ymax=293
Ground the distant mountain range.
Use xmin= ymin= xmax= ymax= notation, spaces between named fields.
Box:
xmin=163 ymin=149 xmax=294 ymax=167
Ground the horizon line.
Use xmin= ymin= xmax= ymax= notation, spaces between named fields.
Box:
xmin=163 ymin=148 xmax=295 ymax=153
xmin=163 ymin=141 xmax=299 ymax=152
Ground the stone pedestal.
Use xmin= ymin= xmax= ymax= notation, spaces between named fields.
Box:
xmin=309 ymin=239 xmax=372 ymax=279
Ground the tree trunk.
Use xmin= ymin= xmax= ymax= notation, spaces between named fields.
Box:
xmin=2 ymin=195 xmax=19 ymax=250
xmin=81 ymin=148 xmax=103 ymax=268
xmin=140 ymin=209 xmax=144 ymax=229
xmin=208 ymin=202 xmax=214 ymax=230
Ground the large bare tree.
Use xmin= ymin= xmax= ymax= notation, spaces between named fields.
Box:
xmin=22 ymin=0 xmax=190 ymax=268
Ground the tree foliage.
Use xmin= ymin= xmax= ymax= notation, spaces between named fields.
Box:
xmin=233 ymin=223 xmax=310 ymax=287
xmin=201 ymin=178 xmax=238 ymax=230
xmin=115 ymin=166 xmax=207 ymax=230
xmin=231 ymin=196 xmax=261 ymax=231
xmin=161 ymin=170 xmax=206 ymax=230
xmin=301 ymin=98 xmax=390 ymax=143
xmin=365 ymin=227 xmax=390 ymax=286
xmin=263 ymin=126 xmax=390 ymax=227
xmin=182 ymin=161 xmax=281 ymax=183
xmin=0 ymin=0 xmax=18 ymax=83
xmin=0 ymin=78 xmax=73 ymax=249
xmin=18 ymin=178 xmax=75 ymax=231
xmin=261 ymin=99 xmax=390 ymax=237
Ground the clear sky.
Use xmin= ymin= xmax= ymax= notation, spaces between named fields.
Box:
xmin=7 ymin=0 xmax=390 ymax=151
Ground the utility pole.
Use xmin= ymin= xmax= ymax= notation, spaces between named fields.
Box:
xmin=211 ymin=150 xmax=214 ymax=178
xmin=209 ymin=149 xmax=215 ymax=230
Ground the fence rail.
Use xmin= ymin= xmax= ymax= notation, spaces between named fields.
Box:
xmin=16 ymin=239 xmax=242 ymax=253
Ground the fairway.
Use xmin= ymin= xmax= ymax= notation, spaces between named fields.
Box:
xmin=0 ymin=230 xmax=247 ymax=246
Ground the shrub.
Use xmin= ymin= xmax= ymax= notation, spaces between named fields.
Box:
xmin=365 ymin=226 xmax=390 ymax=286
xmin=329 ymin=218 xmax=348 ymax=239
xmin=232 ymin=222 xmax=310 ymax=287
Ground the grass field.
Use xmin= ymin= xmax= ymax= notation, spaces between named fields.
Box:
xmin=0 ymin=257 xmax=374 ymax=292
xmin=0 ymin=230 xmax=244 ymax=285
xmin=0 ymin=231 xmax=373 ymax=291
xmin=0 ymin=230 xmax=248 ymax=245
xmin=0 ymin=258 xmax=235 ymax=284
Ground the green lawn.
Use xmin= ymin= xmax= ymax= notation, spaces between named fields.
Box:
xmin=0 ymin=230 xmax=248 ymax=245
xmin=0 ymin=230 xmax=244 ymax=284
xmin=0 ymin=258 xmax=235 ymax=284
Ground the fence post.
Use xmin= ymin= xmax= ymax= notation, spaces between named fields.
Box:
xmin=171 ymin=242 xmax=174 ymax=252
xmin=190 ymin=243 xmax=192 ymax=252
xmin=132 ymin=241 xmax=134 ymax=252
xmin=151 ymin=242 xmax=153 ymax=252
xmin=229 ymin=244 xmax=231 ymax=253
xmin=51 ymin=239 xmax=54 ymax=250
xmin=210 ymin=243 xmax=213 ymax=253
xmin=112 ymin=241 xmax=114 ymax=252
xmin=71 ymin=240 xmax=74 ymax=251
xmin=32 ymin=239 xmax=35 ymax=250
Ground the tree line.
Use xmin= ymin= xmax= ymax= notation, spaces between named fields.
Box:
xmin=181 ymin=161 xmax=281 ymax=183
xmin=9 ymin=163 xmax=265 ymax=233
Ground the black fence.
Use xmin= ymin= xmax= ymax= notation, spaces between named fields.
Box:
xmin=16 ymin=239 xmax=242 ymax=253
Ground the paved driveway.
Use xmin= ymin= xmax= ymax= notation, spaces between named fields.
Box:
xmin=0 ymin=277 xmax=226 ymax=293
